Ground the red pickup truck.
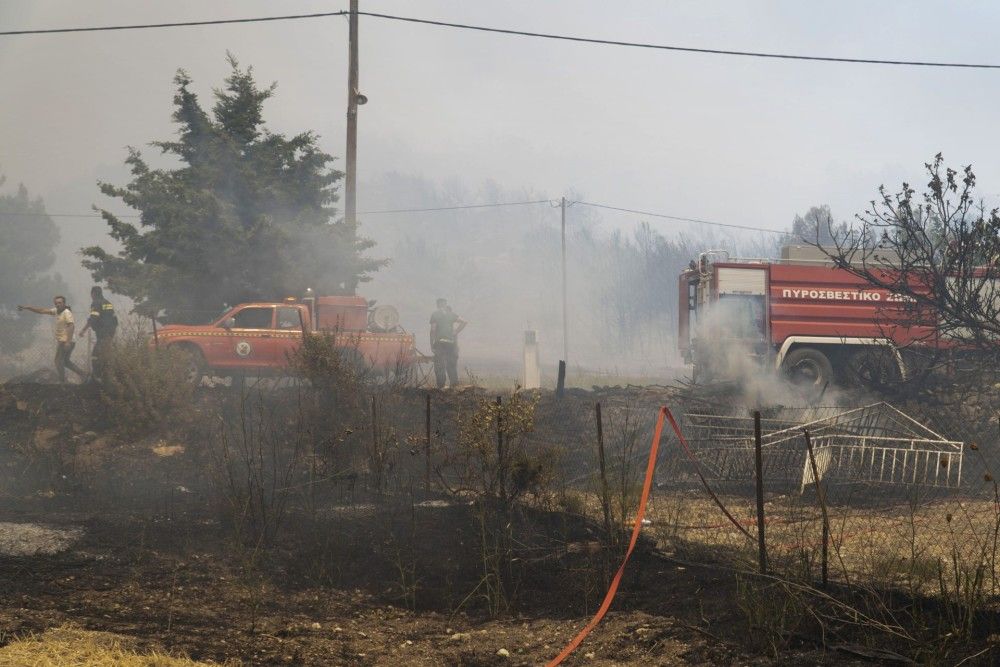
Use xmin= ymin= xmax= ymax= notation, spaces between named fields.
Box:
xmin=155 ymin=295 xmax=416 ymax=383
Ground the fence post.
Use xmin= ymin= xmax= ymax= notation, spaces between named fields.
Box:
xmin=595 ymin=402 xmax=613 ymax=543
xmin=556 ymin=360 xmax=566 ymax=398
xmin=753 ymin=410 xmax=768 ymax=574
xmin=496 ymin=396 xmax=505 ymax=504
xmin=803 ymin=429 xmax=830 ymax=588
xmin=371 ymin=395 xmax=384 ymax=495
xmin=425 ymin=392 xmax=432 ymax=494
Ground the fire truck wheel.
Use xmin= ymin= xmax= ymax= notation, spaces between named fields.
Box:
xmin=781 ymin=347 xmax=834 ymax=391
xmin=176 ymin=345 xmax=206 ymax=385
xmin=846 ymin=347 xmax=902 ymax=389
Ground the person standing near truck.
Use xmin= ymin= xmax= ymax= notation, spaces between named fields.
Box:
xmin=17 ymin=295 xmax=88 ymax=383
xmin=78 ymin=286 xmax=117 ymax=382
xmin=430 ymin=298 xmax=466 ymax=389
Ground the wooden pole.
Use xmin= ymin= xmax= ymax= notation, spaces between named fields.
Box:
xmin=151 ymin=316 xmax=159 ymax=349
xmin=560 ymin=196 xmax=568 ymax=368
xmin=804 ymin=429 xmax=830 ymax=587
xmin=753 ymin=410 xmax=768 ymax=574
xmin=425 ymin=392 xmax=432 ymax=494
xmin=596 ymin=402 xmax=613 ymax=543
xmin=556 ymin=360 xmax=566 ymax=398
xmin=344 ymin=0 xmax=359 ymax=232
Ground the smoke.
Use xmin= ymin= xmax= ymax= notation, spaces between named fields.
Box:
xmin=357 ymin=173 xmax=744 ymax=379
xmin=692 ymin=285 xmax=856 ymax=408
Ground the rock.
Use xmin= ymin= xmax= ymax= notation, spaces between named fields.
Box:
xmin=448 ymin=632 xmax=471 ymax=642
xmin=310 ymin=622 xmax=321 ymax=630
xmin=496 ymin=648 xmax=510 ymax=658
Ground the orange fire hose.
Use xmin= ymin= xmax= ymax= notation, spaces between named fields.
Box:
xmin=545 ymin=407 xmax=667 ymax=666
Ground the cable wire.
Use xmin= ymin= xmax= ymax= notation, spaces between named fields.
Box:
xmin=357 ymin=11 xmax=1000 ymax=70
xmin=0 ymin=11 xmax=346 ymax=36
xmin=0 ymin=200 xmax=552 ymax=220
xmin=2 ymin=9 xmax=999 ymax=70
xmin=574 ymin=201 xmax=790 ymax=235
xmin=1 ymin=200 xmax=789 ymax=235
xmin=357 ymin=199 xmax=551 ymax=214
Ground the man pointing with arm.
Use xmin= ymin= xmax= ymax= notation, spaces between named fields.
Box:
xmin=18 ymin=295 xmax=87 ymax=383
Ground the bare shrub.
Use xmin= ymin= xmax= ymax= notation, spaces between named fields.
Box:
xmin=213 ymin=386 xmax=309 ymax=547
xmin=288 ymin=331 xmax=366 ymax=399
xmin=99 ymin=318 xmax=194 ymax=435
xmin=439 ymin=390 xmax=554 ymax=616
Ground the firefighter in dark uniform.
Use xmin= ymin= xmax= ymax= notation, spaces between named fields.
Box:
xmin=78 ymin=286 xmax=118 ymax=382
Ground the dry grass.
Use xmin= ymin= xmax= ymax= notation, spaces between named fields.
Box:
xmin=0 ymin=626 xmax=234 ymax=667
xmin=642 ymin=491 xmax=1000 ymax=593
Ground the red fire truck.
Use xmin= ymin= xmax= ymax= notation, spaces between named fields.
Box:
xmin=677 ymin=246 xmax=938 ymax=389
xmin=155 ymin=294 xmax=416 ymax=383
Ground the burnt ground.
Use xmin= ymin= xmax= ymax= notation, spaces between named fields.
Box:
xmin=0 ymin=381 xmax=976 ymax=665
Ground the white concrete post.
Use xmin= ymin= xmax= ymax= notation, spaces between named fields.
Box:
xmin=523 ymin=330 xmax=541 ymax=389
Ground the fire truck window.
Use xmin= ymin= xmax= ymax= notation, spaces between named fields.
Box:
xmin=232 ymin=307 xmax=274 ymax=329
xmin=276 ymin=307 xmax=300 ymax=329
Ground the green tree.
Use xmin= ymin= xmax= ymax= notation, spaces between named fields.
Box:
xmin=83 ymin=55 xmax=383 ymax=323
xmin=0 ymin=180 xmax=66 ymax=354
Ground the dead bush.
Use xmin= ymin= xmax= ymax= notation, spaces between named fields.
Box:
xmin=213 ymin=387 xmax=309 ymax=547
xmin=439 ymin=390 xmax=556 ymax=616
xmin=288 ymin=331 xmax=365 ymax=403
xmin=98 ymin=320 xmax=194 ymax=435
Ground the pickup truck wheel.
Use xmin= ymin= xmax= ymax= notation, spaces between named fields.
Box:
xmin=782 ymin=347 xmax=834 ymax=393
xmin=178 ymin=346 xmax=207 ymax=386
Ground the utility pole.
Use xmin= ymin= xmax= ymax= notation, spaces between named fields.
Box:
xmin=344 ymin=0 xmax=359 ymax=229
xmin=561 ymin=196 xmax=568 ymax=367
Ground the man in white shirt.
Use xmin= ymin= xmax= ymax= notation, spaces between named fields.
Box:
xmin=18 ymin=295 xmax=88 ymax=383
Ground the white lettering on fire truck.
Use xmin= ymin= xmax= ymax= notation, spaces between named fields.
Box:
xmin=780 ymin=288 xmax=882 ymax=301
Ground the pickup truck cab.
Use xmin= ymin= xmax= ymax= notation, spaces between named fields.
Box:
xmin=156 ymin=295 xmax=415 ymax=383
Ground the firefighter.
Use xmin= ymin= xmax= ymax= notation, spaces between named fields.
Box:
xmin=17 ymin=295 xmax=88 ymax=383
xmin=429 ymin=298 xmax=466 ymax=389
xmin=78 ymin=286 xmax=118 ymax=382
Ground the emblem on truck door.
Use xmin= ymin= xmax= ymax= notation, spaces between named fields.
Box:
xmin=235 ymin=340 xmax=253 ymax=358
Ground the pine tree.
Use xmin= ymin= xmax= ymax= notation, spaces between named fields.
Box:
xmin=83 ymin=55 xmax=383 ymax=322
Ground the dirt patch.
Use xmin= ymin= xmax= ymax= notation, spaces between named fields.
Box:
xmin=0 ymin=513 xmax=754 ymax=666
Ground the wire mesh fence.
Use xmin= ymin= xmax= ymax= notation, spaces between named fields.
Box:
xmin=0 ymin=325 xmax=95 ymax=382
xmin=374 ymin=384 xmax=1000 ymax=617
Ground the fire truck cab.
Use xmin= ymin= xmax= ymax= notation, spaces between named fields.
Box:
xmin=678 ymin=246 xmax=931 ymax=389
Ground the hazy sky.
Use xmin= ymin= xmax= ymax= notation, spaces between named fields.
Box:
xmin=3 ymin=1 xmax=1000 ymax=303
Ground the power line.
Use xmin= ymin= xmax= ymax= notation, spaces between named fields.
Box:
xmin=574 ymin=201 xmax=790 ymax=236
xmin=357 ymin=11 xmax=1000 ymax=70
xmin=2 ymin=9 xmax=999 ymax=70
xmin=358 ymin=200 xmax=552 ymax=214
xmin=0 ymin=200 xmax=552 ymax=220
xmin=1 ymin=200 xmax=793 ymax=236
xmin=0 ymin=11 xmax=346 ymax=36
